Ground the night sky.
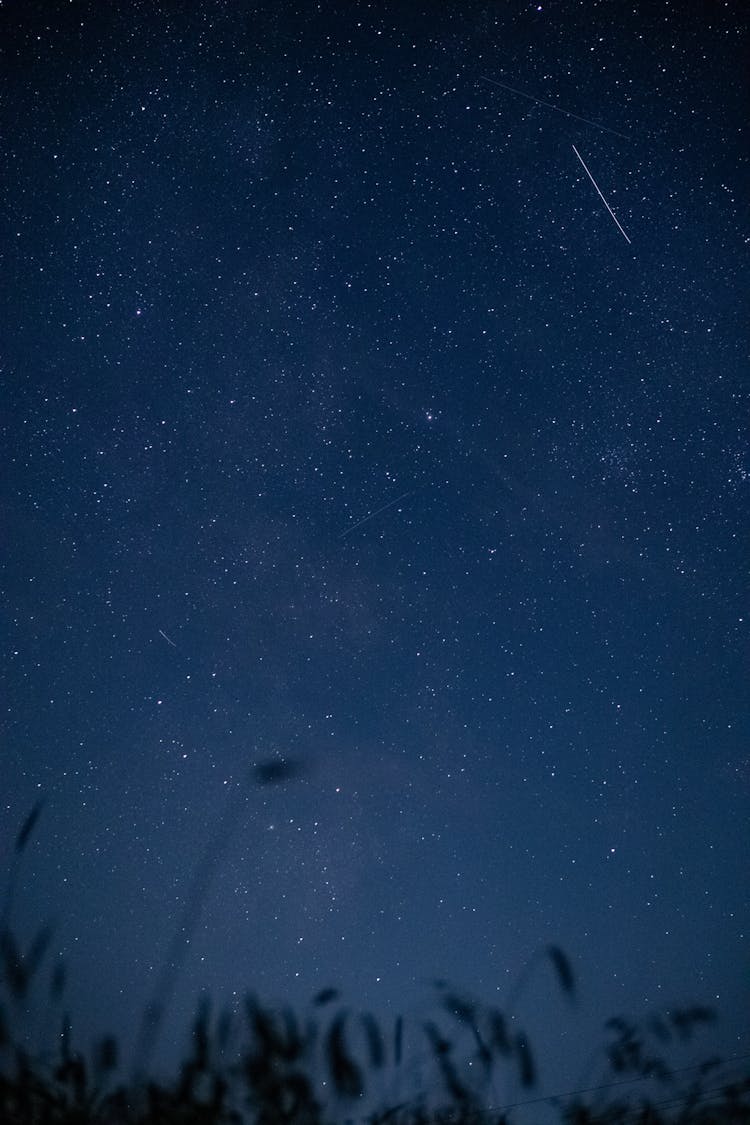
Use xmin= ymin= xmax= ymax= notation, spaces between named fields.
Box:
xmin=2 ymin=0 xmax=749 ymax=1109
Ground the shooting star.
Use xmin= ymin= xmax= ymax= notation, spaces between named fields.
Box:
xmin=339 ymin=489 xmax=413 ymax=539
xmin=480 ymin=75 xmax=630 ymax=141
xmin=571 ymin=144 xmax=631 ymax=244
xmin=158 ymin=628 xmax=177 ymax=647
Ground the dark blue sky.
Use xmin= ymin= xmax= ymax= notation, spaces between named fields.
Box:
xmin=2 ymin=0 xmax=748 ymax=1111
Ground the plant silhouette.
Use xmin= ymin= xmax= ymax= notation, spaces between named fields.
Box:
xmin=2 ymin=803 xmax=748 ymax=1123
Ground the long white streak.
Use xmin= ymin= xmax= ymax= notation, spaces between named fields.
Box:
xmin=479 ymin=76 xmax=630 ymax=141
xmin=572 ymin=145 xmax=631 ymax=244
xmin=339 ymin=490 xmax=413 ymax=538
xmin=158 ymin=628 xmax=177 ymax=647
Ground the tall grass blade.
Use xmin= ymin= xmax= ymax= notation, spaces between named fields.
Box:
xmin=423 ymin=1021 xmax=471 ymax=1106
xmin=361 ymin=1012 xmax=385 ymax=1069
xmin=394 ymin=1015 xmax=403 ymax=1066
xmin=49 ymin=958 xmax=67 ymax=1002
xmin=514 ymin=1031 xmax=536 ymax=1088
xmin=313 ymin=987 xmax=339 ymax=1007
xmin=191 ymin=996 xmax=211 ymax=1070
xmin=25 ymin=924 xmax=53 ymax=985
xmin=326 ymin=1012 xmax=364 ymax=1099
xmin=60 ymin=1011 xmax=72 ymax=1063
xmin=0 ymin=929 xmax=26 ymax=998
xmin=14 ymin=800 xmax=45 ymax=855
xmin=488 ymin=1009 xmax=511 ymax=1056
xmin=280 ymin=1006 xmax=304 ymax=1060
xmin=547 ymin=945 xmax=576 ymax=998
xmin=216 ymin=1006 xmax=234 ymax=1052
xmin=94 ymin=1034 xmax=118 ymax=1075
xmin=245 ymin=994 xmax=279 ymax=1054
xmin=675 ymin=1005 xmax=715 ymax=1034
xmin=441 ymin=992 xmax=477 ymax=1026
xmin=440 ymin=991 xmax=493 ymax=1072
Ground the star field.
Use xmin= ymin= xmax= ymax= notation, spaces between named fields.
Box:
xmin=2 ymin=0 xmax=748 ymax=1104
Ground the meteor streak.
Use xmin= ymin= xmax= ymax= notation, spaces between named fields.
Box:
xmin=572 ymin=144 xmax=632 ymax=244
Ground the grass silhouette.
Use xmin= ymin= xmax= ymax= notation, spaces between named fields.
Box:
xmin=2 ymin=799 xmax=747 ymax=1123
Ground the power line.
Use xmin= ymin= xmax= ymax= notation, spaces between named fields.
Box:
xmin=346 ymin=1050 xmax=750 ymax=1122
xmin=486 ymin=1054 xmax=750 ymax=1114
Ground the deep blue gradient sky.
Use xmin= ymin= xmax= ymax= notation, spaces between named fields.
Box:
xmin=2 ymin=0 xmax=748 ymax=1110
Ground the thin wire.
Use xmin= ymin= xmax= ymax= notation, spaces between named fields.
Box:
xmin=546 ymin=1080 xmax=750 ymax=1125
xmin=487 ymin=1055 xmax=750 ymax=1114
xmin=339 ymin=490 xmax=414 ymax=538
xmin=340 ymin=1050 xmax=750 ymax=1123
xmin=479 ymin=75 xmax=630 ymax=141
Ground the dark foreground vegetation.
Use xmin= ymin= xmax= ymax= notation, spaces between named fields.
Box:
xmin=3 ymin=801 xmax=748 ymax=1124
